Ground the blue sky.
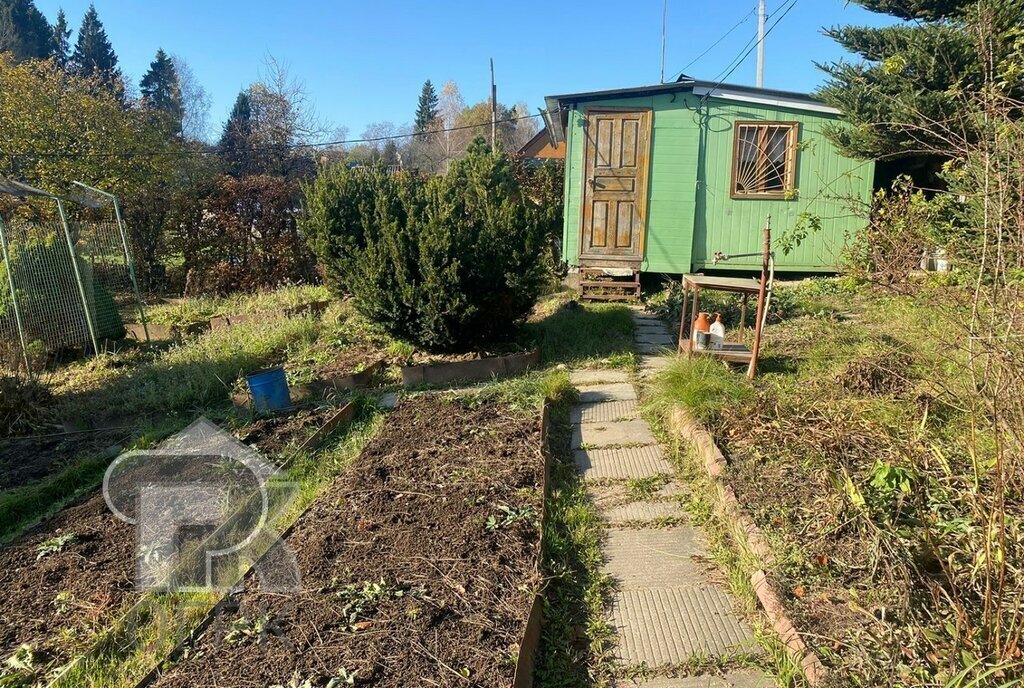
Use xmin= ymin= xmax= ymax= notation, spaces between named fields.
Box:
xmin=35 ymin=1 xmax=891 ymax=141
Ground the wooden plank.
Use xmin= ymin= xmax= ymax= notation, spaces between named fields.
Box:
xmin=679 ymin=339 xmax=753 ymax=364
xmin=683 ymin=274 xmax=762 ymax=294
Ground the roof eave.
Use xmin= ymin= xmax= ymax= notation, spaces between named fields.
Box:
xmin=543 ymin=80 xmax=840 ymax=142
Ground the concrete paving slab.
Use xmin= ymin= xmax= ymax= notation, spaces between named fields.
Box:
xmin=570 ymin=400 xmax=639 ymax=424
xmin=634 ymin=325 xmax=675 ymax=337
xmin=578 ymin=383 xmax=637 ymax=403
xmin=639 ymin=342 xmax=676 ymax=354
xmin=575 ymin=445 xmax=673 ymax=480
xmin=602 ymin=500 xmax=686 ymax=524
xmin=618 ymin=671 xmax=775 ymax=687
xmin=603 ymin=528 xmax=707 ymax=588
xmin=636 ymin=321 xmax=670 ymax=332
xmin=573 ymin=420 xmax=657 ymax=449
xmin=570 ymin=369 xmax=630 ymax=385
xmin=611 ymin=586 xmax=757 ymax=665
xmin=636 ymin=333 xmax=675 ymax=346
xmin=639 ymin=357 xmax=673 ymax=377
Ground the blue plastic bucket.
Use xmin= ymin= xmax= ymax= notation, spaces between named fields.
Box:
xmin=247 ymin=367 xmax=291 ymax=412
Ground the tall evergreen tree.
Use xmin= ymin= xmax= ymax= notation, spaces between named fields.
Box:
xmin=51 ymin=7 xmax=70 ymax=69
xmin=140 ymin=49 xmax=184 ymax=133
xmin=817 ymin=0 xmax=1024 ymax=161
xmin=71 ymin=4 xmax=122 ymax=97
xmin=0 ymin=0 xmax=52 ymax=62
xmin=414 ymin=79 xmax=439 ymax=133
xmin=219 ymin=90 xmax=254 ymax=176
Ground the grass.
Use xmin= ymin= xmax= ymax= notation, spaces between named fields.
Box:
xmin=145 ymin=284 xmax=332 ymax=326
xmin=527 ymin=294 xmax=636 ymax=368
xmin=49 ymin=314 xmax=320 ymax=426
xmin=1 ymin=292 xmax=381 ymax=543
xmin=644 ymin=356 xmax=752 ymax=427
xmin=534 ymin=393 xmax=618 ymax=688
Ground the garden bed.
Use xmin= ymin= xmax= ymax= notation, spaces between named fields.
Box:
xmin=149 ymin=394 xmax=545 ymax=687
xmin=306 ymin=347 xmax=388 ymax=393
xmin=0 ymin=405 xmax=351 ymax=681
xmin=0 ymin=428 xmax=130 ymax=491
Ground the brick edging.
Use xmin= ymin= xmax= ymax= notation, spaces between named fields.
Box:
xmin=666 ymin=406 xmax=827 ymax=686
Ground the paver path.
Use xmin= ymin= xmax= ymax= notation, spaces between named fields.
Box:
xmin=569 ymin=310 xmax=773 ymax=687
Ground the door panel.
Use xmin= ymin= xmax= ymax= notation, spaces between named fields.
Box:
xmin=581 ymin=110 xmax=651 ymax=261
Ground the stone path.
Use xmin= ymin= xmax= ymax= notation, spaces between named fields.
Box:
xmin=569 ymin=310 xmax=773 ymax=687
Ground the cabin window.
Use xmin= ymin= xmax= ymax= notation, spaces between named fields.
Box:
xmin=731 ymin=122 xmax=799 ymax=199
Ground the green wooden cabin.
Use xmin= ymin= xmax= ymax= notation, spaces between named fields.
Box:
xmin=544 ymin=77 xmax=874 ymax=277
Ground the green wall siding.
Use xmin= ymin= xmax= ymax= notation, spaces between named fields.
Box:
xmin=561 ymin=91 xmax=874 ymax=273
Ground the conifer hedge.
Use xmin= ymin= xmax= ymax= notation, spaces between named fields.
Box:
xmin=304 ymin=139 xmax=548 ymax=351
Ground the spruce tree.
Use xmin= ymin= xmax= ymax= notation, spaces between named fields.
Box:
xmin=817 ymin=0 xmax=1024 ymax=160
xmin=414 ymin=79 xmax=439 ymax=133
xmin=140 ymin=48 xmax=184 ymax=134
xmin=51 ymin=7 xmax=70 ymax=69
xmin=219 ymin=91 xmax=254 ymax=176
xmin=71 ymin=4 xmax=122 ymax=97
xmin=0 ymin=0 xmax=53 ymax=61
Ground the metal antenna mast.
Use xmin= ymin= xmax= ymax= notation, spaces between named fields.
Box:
xmin=756 ymin=0 xmax=766 ymax=87
xmin=660 ymin=0 xmax=668 ymax=83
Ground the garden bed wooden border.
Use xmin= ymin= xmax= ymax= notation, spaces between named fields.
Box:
xmin=401 ymin=349 xmax=541 ymax=386
xmin=112 ymin=397 xmax=550 ymax=688
xmin=665 ymin=406 xmax=827 ymax=686
xmin=310 ymin=358 xmax=386 ymax=394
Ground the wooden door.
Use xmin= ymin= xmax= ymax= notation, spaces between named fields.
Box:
xmin=580 ymin=109 xmax=652 ymax=262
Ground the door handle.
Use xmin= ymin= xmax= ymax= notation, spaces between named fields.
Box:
xmin=587 ymin=177 xmax=596 ymax=190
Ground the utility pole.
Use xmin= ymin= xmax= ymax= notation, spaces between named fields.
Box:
xmin=756 ymin=0 xmax=766 ymax=88
xmin=660 ymin=0 xmax=668 ymax=83
xmin=489 ymin=58 xmax=497 ymax=150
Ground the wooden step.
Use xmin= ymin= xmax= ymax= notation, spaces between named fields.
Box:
xmin=579 ymin=267 xmax=641 ymax=302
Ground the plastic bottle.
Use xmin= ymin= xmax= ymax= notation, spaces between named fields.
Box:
xmin=710 ymin=313 xmax=726 ymax=350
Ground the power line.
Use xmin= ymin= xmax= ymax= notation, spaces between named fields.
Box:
xmin=669 ymin=6 xmax=757 ymax=82
xmin=0 ymin=109 xmax=555 ymax=162
xmin=702 ymin=0 xmax=800 ymax=102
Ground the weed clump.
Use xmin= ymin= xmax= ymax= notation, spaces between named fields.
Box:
xmin=0 ymin=373 xmax=52 ymax=436
xmin=836 ymin=347 xmax=915 ymax=396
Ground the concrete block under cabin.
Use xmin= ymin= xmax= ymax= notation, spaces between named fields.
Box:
xmin=543 ymin=76 xmax=874 ymax=289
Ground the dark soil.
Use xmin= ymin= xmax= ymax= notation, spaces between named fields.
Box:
xmin=0 ymin=492 xmax=136 ymax=669
xmin=153 ymin=395 xmax=543 ymax=688
xmin=316 ymin=345 xmax=387 ymax=378
xmin=235 ymin=406 xmax=340 ymax=458
xmin=0 ymin=409 xmax=338 ymax=676
xmin=0 ymin=428 xmax=131 ymax=491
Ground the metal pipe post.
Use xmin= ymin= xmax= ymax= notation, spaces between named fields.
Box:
xmin=748 ymin=214 xmax=771 ymax=379
xmin=56 ymin=198 xmax=100 ymax=356
xmin=110 ymin=196 xmax=150 ymax=343
xmin=73 ymin=181 xmax=150 ymax=344
xmin=0 ymin=216 xmax=32 ymax=374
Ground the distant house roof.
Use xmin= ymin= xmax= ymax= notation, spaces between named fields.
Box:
xmin=544 ymin=76 xmax=840 ymax=143
xmin=516 ymin=128 xmax=565 ymax=160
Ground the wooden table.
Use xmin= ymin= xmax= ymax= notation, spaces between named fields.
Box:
xmin=677 ymin=274 xmax=764 ymax=368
